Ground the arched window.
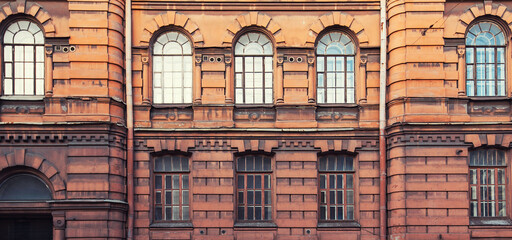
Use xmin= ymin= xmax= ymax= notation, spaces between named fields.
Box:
xmin=234 ymin=32 xmax=273 ymax=104
xmin=316 ymin=31 xmax=356 ymax=104
xmin=0 ymin=174 xmax=52 ymax=200
xmin=152 ymin=31 xmax=193 ymax=104
xmin=2 ymin=20 xmax=45 ymax=96
xmin=466 ymin=21 xmax=506 ymax=97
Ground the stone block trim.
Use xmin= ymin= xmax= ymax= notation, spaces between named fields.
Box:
xmin=222 ymin=12 xmax=285 ymax=47
xmin=306 ymin=12 xmax=369 ymax=48
xmin=454 ymin=3 xmax=512 ymax=37
xmin=465 ymin=133 xmax=512 ymax=148
xmin=0 ymin=149 xmax=66 ymax=197
xmin=139 ymin=11 xmax=204 ymax=47
xmin=0 ymin=2 xmax=56 ymax=37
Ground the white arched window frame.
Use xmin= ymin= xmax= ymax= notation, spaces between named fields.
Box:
xmin=234 ymin=32 xmax=273 ymax=104
xmin=152 ymin=31 xmax=193 ymax=104
xmin=2 ymin=20 xmax=44 ymax=96
xmin=316 ymin=31 xmax=356 ymax=104
xmin=466 ymin=21 xmax=506 ymax=97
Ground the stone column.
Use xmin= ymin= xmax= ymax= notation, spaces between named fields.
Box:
xmin=44 ymin=44 xmax=53 ymax=97
xmin=225 ymin=55 xmax=233 ymax=103
xmin=359 ymin=54 xmax=368 ymax=103
xmin=194 ymin=55 xmax=202 ymax=103
xmin=307 ymin=55 xmax=315 ymax=103
xmin=457 ymin=46 xmax=466 ymax=96
xmin=276 ymin=55 xmax=284 ymax=103
xmin=142 ymin=55 xmax=150 ymax=104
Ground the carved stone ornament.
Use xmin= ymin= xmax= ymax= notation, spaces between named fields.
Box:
xmin=457 ymin=46 xmax=465 ymax=57
xmin=141 ymin=55 xmax=149 ymax=64
xmin=307 ymin=55 xmax=315 ymax=65
xmin=225 ymin=55 xmax=232 ymax=64
xmin=277 ymin=55 xmax=284 ymax=64
xmin=360 ymin=54 xmax=368 ymax=66
xmin=195 ymin=55 xmax=202 ymax=64
xmin=45 ymin=45 xmax=53 ymax=55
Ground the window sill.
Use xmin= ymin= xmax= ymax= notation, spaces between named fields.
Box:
xmin=152 ymin=104 xmax=193 ymax=109
xmin=466 ymin=96 xmax=510 ymax=101
xmin=0 ymin=96 xmax=44 ymax=101
xmin=470 ymin=218 xmax=512 ymax=227
xmin=234 ymin=222 xmax=277 ymax=229
xmin=317 ymin=221 xmax=361 ymax=229
xmin=149 ymin=222 xmax=193 ymax=229
xmin=317 ymin=103 xmax=359 ymax=108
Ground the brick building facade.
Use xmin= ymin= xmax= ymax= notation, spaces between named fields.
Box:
xmin=0 ymin=0 xmax=511 ymax=239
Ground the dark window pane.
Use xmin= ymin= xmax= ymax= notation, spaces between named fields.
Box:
xmin=347 ymin=174 xmax=353 ymax=188
xmin=247 ymin=191 xmax=254 ymax=204
xmin=329 ymin=190 xmax=335 ymax=204
xmin=155 ymin=206 xmax=162 ymax=220
xmin=247 ymin=175 xmax=254 ymax=189
xmin=347 ymin=206 xmax=354 ymax=220
xmin=337 ymin=206 xmax=344 ymax=220
xmin=346 ymin=157 xmax=354 ymax=170
xmin=238 ymin=191 xmax=244 ymax=204
xmin=156 ymin=191 xmax=162 ymax=204
xmin=337 ymin=190 xmax=343 ymax=204
xmin=238 ymin=175 xmax=245 ymax=189
xmin=173 ymin=175 xmax=180 ymax=189
xmin=264 ymin=157 xmax=271 ymax=170
xmin=165 ymin=207 xmax=172 ymax=220
xmin=238 ymin=207 xmax=245 ymax=220
xmin=336 ymin=156 xmax=343 ymax=171
xmin=183 ymin=190 xmax=189 ymax=205
xmin=155 ymin=158 xmax=163 ymax=171
xmin=165 ymin=191 xmax=172 ymax=204
xmin=255 ymin=175 xmax=262 ymax=189
xmin=328 ymin=156 xmax=336 ymax=171
xmin=264 ymin=175 xmax=271 ymax=189
xmin=255 ymin=156 xmax=262 ymax=171
xmin=165 ymin=176 xmax=172 ymax=189
xmin=255 ymin=206 xmax=262 ymax=220
xmin=238 ymin=157 xmax=245 ymax=171
xmin=265 ymin=206 xmax=271 ymax=220
xmin=337 ymin=174 xmax=343 ymax=188
xmin=265 ymin=190 xmax=271 ymax=204
xmin=320 ymin=206 xmax=326 ymax=220
xmin=330 ymin=206 xmax=336 ymax=220
xmin=255 ymin=190 xmax=262 ymax=204
xmin=183 ymin=175 xmax=189 ymax=189
xmin=246 ymin=156 xmax=254 ymax=171
xmin=248 ymin=207 xmax=254 ymax=220
xmin=329 ymin=175 xmax=335 ymax=188
xmin=320 ymin=174 xmax=326 ymax=189
xmin=163 ymin=156 xmax=172 ymax=171
xmin=172 ymin=157 xmax=181 ymax=171
xmin=320 ymin=191 xmax=326 ymax=204
xmin=155 ymin=175 xmax=162 ymax=189
xmin=183 ymin=206 xmax=190 ymax=220
xmin=181 ymin=157 xmax=189 ymax=171
xmin=347 ymin=190 xmax=354 ymax=204
xmin=319 ymin=157 xmax=327 ymax=171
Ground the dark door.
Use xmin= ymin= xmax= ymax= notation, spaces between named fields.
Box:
xmin=0 ymin=214 xmax=52 ymax=240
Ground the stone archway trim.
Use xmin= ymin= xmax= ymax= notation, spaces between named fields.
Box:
xmin=0 ymin=2 xmax=56 ymax=37
xmin=306 ymin=12 xmax=369 ymax=48
xmin=139 ymin=11 xmax=204 ymax=47
xmin=455 ymin=2 xmax=512 ymax=37
xmin=222 ymin=12 xmax=285 ymax=47
xmin=0 ymin=149 xmax=66 ymax=198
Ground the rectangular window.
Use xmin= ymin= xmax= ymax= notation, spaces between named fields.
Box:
xmin=319 ymin=155 xmax=355 ymax=221
xmin=469 ymin=149 xmax=506 ymax=217
xmin=153 ymin=155 xmax=190 ymax=221
xmin=237 ymin=155 xmax=272 ymax=221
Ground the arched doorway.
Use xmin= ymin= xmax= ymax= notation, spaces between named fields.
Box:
xmin=0 ymin=174 xmax=53 ymax=240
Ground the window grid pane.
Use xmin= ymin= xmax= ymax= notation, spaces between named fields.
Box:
xmin=153 ymin=156 xmax=190 ymax=222
xmin=236 ymin=155 xmax=272 ymax=221
xmin=319 ymin=155 xmax=355 ymax=221
xmin=152 ymin=32 xmax=193 ymax=104
xmin=465 ymin=21 xmax=506 ymax=97
xmin=234 ymin=32 xmax=273 ymax=104
xmin=470 ymin=166 xmax=506 ymax=217
xmin=3 ymin=20 xmax=44 ymax=96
